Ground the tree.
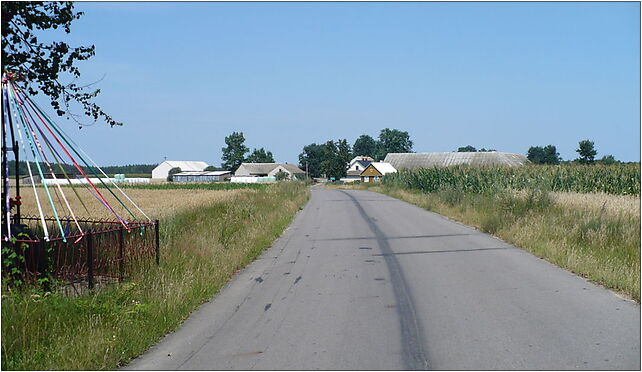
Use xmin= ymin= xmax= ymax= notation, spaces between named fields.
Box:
xmin=274 ymin=170 xmax=289 ymax=181
xmin=246 ymin=148 xmax=275 ymax=163
xmin=336 ymin=139 xmax=352 ymax=168
xmin=321 ymin=140 xmax=345 ymax=180
xmin=377 ymin=128 xmax=413 ymax=160
xmin=352 ymin=135 xmax=377 ymax=158
xmin=298 ymin=143 xmax=324 ymax=178
xmin=204 ymin=165 xmax=221 ymax=171
xmin=597 ymin=154 xmax=618 ymax=165
xmin=2 ymin=2 xmax=120 ymax=126
xmin=457 ymin=145 xmax=477 ymax=152
xmin=576 ymin=139 xmax=597 ymax=164
xmin=167 ymin=167 xmax=181 ymax=182
xmin=527 ymin=145 xmax=561 ymax=164
xmin=221 ymin=132 xmax=249 ymax=172
xmin=478 ymin=148 xmax=496 ymax=152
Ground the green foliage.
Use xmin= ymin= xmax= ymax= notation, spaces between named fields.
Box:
xmin=383 ymin=164 xmax=640 ymax=195
xmin=337 ymin=139 xmax=352 ymax=167
xmin=7 ymin=161 xmax=156 ymax=177
xmin=320 ymin=140 xmax=346 ymax=180
xmin=245 ymin=147 xmax=275 ymax=163
xmin=2 ymin=2 xmax=120 ymax=126
xmin=203 ymin=165 xmax=219 ymax=171
xmin=274 ymin=170 xmax=289 ymax=181
xmin=457 ymin=145 xmax=477 ymax=152
xmin=352 ymin=135 xmax=377 ymax=158
xmin=166 ymin=167 xmax=181 ymax=182
xmin=221 ymin=132 xmax=249 ymax=172
xmin=576 ymin=139 xmax=598 ymax=164
xmin=597 ymin=154 xmax=618 ymax=165
xmin=298 ymin=143 xmax=324 ymax=178
xmin=376 ymin=128 xmax=413 ymax=160
xmin=527 ymin=145 xmax=561 ymax=164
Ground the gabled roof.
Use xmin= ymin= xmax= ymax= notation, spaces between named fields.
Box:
xmin=362 ymin=162 xmax=397 ymax=175
xmin=383 ymin=152 xmax=529 ymax=169
xmin=159 ymin=161 xmax=209 ymax=171
xmin=354 ymin=160 xmax=372 ymax=169
xmin=239 ymin=163 xmax=305 ymax=174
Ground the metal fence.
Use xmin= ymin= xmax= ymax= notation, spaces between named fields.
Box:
xmin=6 ymin=216 xmax=159 ymax=289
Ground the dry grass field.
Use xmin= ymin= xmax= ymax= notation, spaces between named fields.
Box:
xmin=10 ymin=186 xmax=248 ymax=220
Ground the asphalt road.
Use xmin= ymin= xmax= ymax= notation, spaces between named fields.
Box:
xmin=126 ymin=186 xmax=640 ymax=370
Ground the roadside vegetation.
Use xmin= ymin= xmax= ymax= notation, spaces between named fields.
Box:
xmin=2 ymin=182 xmax=310 ymax=370
xmin=334 ymin=164 xmax=640 ymax=301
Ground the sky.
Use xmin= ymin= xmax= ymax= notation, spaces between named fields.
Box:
xmin=28 ymin=2 xmax=641 ymax=166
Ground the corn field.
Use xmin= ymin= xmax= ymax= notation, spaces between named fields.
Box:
xmin=383 ymin=164 xmax=640 ymax=195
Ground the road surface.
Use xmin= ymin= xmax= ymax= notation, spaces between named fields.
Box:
xmin=126 ymin=186 xmax=640 ymax=370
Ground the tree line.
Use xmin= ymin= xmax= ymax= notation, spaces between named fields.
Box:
xmin=6 ymin=161 xmax=156 ymax=177
xmin=298 ymin=128 xmax=413 ymax=179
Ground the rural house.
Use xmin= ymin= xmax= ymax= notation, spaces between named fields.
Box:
xmin=360 ymin=162 xmax=397 ymax=183
xmin=152 ymin=160 xmax=209 ymax=179
xmin=342 ymin=156 xmax=374 ymax=183
xmin=234 ymin=163 xmax=305 ymax=180
xmin=383 ymin=152 xmax=529 ymax=169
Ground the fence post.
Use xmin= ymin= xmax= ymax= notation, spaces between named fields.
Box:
xmin=155 ymin=220 xmax=160 ymax=265
xmin=118 ymin=226 xmax=125 ymax=283
xmin=87 ymin=231 xmax=94 ymax=289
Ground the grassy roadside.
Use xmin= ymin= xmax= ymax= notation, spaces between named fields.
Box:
xmin=1 ymin=182 xmax=310 ymax=370
xmin=333 ymin=183 xmax=640 ymax=302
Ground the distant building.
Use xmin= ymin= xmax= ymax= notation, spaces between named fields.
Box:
xmin=172 ymin=170 xmax=232 ymax=183
xmin=234 ymin=163 xmax=305 ymax=180
xmin=360 ymin=162 xmax=397 ymax=183
xmin=342 ymin=156 xmax=373 ymax=183
xmin=152 ymin=160 xmax=209 ymax=179
xmin=383 ymin=152 xmax=529 ymax=170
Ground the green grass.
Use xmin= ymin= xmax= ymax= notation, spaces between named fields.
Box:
xmin=1 ymin=182 xmax=310 ymax=370
xmin=349 ymin=182 xmax=640 ymax=302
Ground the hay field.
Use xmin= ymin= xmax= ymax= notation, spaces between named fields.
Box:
xmin=9 ymin=186 xmax=248 ymax=220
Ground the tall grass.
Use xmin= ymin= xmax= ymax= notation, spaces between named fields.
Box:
xmin=384 ymin=164 xmax=640 ymax=195
xmin=1 ymin=182 xmax=310 ymax=370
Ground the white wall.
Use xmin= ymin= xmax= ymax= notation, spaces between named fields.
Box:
xmin=152 ymin=162 xmax=173 ymax=179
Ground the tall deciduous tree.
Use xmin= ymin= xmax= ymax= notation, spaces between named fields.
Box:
xmin=2 ymin=2 xmax=120 ymax=126
xmin=246 ymin=148 xmax=275 ymax=163
xmin=377 ymin=128 xmax=413 ymax=160
xmin=527 ymin=145 xmax=561 ymax=164
xmin=221 ymin=132 xmax=249 ymax=172
xmin=321 ymin=140 xmax=345 ymax=180
xmin=336 ymin=139 xmax=352 ymax=168
xmin=352 ymin=135 xmax=377 ymax=158
xmin=576 ymin=139 xmax=597 ymax=164
xmin=298 ymin=143 xmax=324 ymax=178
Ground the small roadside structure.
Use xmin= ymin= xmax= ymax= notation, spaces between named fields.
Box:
xmin=152 ymin=160 xmax=209 ymax=179
xmin=234 ymin=163 xmax=305 ymax=180
xmin=172 ymin=170 xmax=232 ymax=183
xmin=360 ymin=162 xmax=397 ymax=183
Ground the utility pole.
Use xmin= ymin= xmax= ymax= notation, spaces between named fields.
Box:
xmin=306 ymin=161 xmax=308 ymax=180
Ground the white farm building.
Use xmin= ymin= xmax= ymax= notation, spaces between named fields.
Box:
xmin=152 ymin=160 xmax=209 ymax=179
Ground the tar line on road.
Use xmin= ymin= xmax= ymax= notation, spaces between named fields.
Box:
xmin=340 ymin=190 xmax=429 ymax=370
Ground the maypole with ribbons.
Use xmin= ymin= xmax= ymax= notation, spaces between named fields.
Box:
xmin=1 ymin=71 xmax=160 ymax=289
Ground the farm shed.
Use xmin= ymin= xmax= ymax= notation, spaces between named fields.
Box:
xmin=360 ymin=162 xmax=397 ymax=183
xmin=172 ymin=171 xmax=232 ymax=183
xmin=152 ymin=160 xmax=209 ymax=179
xmin=235 ymin=163 xmax=305 ymax=180
xmin=384 ymin=152 xmax=529 ymax=170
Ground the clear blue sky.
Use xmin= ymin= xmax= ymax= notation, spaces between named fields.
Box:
xmin=33 ymin=2 xmax=640 ymax=165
